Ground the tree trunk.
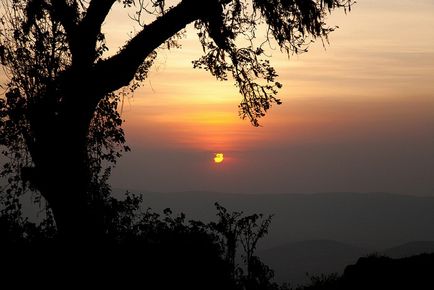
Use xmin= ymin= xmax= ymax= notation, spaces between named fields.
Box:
xmin=26 ymin=87 xmax=105 ymax=245
xmin=38 ymin=130 xmax=104 ymax=244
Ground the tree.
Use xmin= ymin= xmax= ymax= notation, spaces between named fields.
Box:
xmin=0 ymin=0 xmax=353 ymax=242
xmin=210 ymin=203 xmax=276 ymax=290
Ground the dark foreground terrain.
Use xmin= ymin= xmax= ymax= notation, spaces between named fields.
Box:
xmin=301 ymin=253 xmax=434 ymax=290
xmin=3 ymin=191 xmax=434 ymax=289
xmin=1 ymin=241 xmax=235 ymax=289
xmin=2 ymin=245 xmax=434 ymax=290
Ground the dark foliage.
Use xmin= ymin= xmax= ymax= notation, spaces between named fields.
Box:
xmin=0 ymin=193 xmax=281 ymax=289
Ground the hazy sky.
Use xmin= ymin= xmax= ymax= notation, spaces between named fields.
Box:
xmin=102 ymin=0 xmax=434 ymax=195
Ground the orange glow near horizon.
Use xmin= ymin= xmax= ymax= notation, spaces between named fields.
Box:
xmin=105 ymin=0 xmax=434 ymax=158
xmin=98 ymin=0 xmax=434 ymax=196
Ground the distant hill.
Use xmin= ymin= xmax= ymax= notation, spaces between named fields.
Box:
xmin=258 ymin=239 xmax=434 ymax=286
xmin=258 ymin=240 xmax=369 ymax=285
xmin=287 ymin=254 xmax=434 ymax=290
xmin=339 ymin=253 xmax=434 ymax=290
xmin=382 ymin=241 xmax=434 ymax=258
xmin=113 ymin=190 xmax=434 ymax=250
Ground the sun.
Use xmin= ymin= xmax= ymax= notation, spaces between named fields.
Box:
xmin=214 ymin=153 xmax=224 ymax=163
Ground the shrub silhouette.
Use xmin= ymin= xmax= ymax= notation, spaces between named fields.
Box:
xmin=1 ymin=192 xmax=280 ymax=289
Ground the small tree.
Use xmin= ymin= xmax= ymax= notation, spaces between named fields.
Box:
xmin=0 ymin=0 xmax=353 ymax=242
xmin=210 ymin=202 xmax=244 ymax=278
xmin=210 ymin=203 xmax=276 ymax=289
xmin=239 ymin=212 xmax=273 ymax=283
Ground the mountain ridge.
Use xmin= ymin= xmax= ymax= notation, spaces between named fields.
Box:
xmin=257 ymin=238 xmax=434 ymax=285
xmin=112 ymin=190 xmax=434 ymax=249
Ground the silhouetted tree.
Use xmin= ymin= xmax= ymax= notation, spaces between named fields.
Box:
xmin=239 ymin=212 xmax=273 ymax=282
xmin=210 ymin=203 xmax=276 ymax=290
xmin=0 ymin=0 xmax=353 ymax=242
xmin=210 ymin=202 xmax=244 ymax=278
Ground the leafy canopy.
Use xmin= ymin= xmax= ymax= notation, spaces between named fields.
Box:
xmin=0 ymin=0 xmax=352 ymax=223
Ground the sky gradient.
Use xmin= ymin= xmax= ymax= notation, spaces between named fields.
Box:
xmin=104 ymin=0 xmax=434 ymax=195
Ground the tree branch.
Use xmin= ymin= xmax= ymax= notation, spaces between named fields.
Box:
xmin=50 ymin=0 xmax=78 ymax=38
xmin=92 ymin=0 xmax=211 ymax=95
xmin=73 ymin=0 xmax=117 ymax=67
xmin=79 ymin=0 xmax=116 ymax=39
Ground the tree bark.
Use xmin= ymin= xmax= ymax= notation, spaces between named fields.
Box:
xmin=24 ymin=81 xmax=105 ymax=244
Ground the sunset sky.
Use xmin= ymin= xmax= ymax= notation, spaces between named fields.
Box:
xmin=74 ymin=1 xmax=434 ymax=195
